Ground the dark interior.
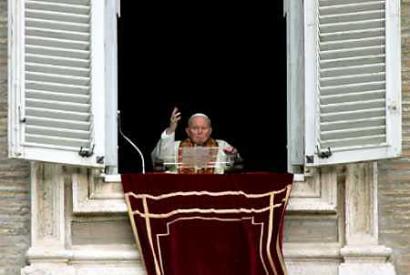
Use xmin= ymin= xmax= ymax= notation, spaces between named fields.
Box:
xmin=118 ymin=1 xmax=287 ymax=173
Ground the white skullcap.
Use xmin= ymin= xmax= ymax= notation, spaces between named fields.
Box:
xmin=188 ymin=113 xmax=212 ymax=126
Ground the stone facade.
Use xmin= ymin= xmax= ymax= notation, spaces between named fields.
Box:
xmin=0 ymin=0 xmax=410 ymax=275
xmin=0 ymin=0 xmax=31 ymax=274
xmin=378 ymin=1 xmax=410 ymax=274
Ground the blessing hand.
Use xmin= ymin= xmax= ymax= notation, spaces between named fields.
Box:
xmin=166 ymin=107 xmax=181 ymax=134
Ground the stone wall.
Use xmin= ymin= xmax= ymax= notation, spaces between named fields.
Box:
xmin=0 ymin=0 xmax=409 ymax=274
xmin=0 ymin=0 xmax=31 ymax=274
xmin=378 ymin=1 xmax=410 ymax=274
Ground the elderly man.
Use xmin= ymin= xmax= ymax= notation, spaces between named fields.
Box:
xmin=151 ymin=107 xmax=241 ymax=174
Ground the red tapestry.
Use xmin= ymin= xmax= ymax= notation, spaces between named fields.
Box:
xmin=122 ymin=173 xmax=293 ymax=275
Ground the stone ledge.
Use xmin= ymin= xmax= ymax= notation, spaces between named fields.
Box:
xmin=27 ymin=245 xmax=141 ymax=263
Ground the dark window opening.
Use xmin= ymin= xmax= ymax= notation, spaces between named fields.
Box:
xmin=118 ymin=2 xmax=287 ymax=173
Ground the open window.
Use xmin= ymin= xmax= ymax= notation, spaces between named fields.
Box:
xmin=8 ymin=0 xmax=401 ymax=173
xmin=117 ymin=1 xmax=288 ymax=173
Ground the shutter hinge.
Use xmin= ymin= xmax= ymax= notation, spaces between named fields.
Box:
xmin=317 ymin=146 xmax=332 ymax=159
xmin=79 ymin=144 xmax=95 ymax=157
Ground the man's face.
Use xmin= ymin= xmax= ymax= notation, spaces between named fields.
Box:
xmin=186 ymin=117 xmax=212 ymax=145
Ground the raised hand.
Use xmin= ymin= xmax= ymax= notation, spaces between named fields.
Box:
xmin=166 ymin=107 xmax=181 ymax=134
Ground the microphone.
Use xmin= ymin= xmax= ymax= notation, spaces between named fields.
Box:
xmin=118 ymin=111 xmax=146 ymax=174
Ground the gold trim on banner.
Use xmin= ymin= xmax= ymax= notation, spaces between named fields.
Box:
xmin=131 ymin=204 xmax=283 ymax=219
xmin=142 ymin=196 xmax=162 ymax=275
xmin=267 ymin=193 xmax=278 ymax=275
xmin=126 ymin=186 xmax=289 ymax=200
xmin=124 ymin=194 xmax=146 ymax=268
xmin=275 ymin=185 xmax=292 ymax=275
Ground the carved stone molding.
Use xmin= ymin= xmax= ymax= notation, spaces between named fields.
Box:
xmin=72 ymin=168 xmax=127 ymax=214
xmin=339 ymin=162 xmax=396 ymax=275
xmin=287 ymin=167 xmax=338 ymax=212
xmin=22 ymin=245 xmax=143 ymax=275
xmin=72 ymin=167 xmax=338 ymax=215
xmin=284 ymin=243 xmax=341 ymax=275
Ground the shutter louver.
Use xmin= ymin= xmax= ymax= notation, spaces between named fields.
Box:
xmin=9 ymin=0 xmax=106 ymax=167
xmin=24 ymin=0 xmax=92 ymax=151
xmin=304 ymin=0 xmax=401 ymax=165
xmin=319 ymin=0 xmax=387 ymax=151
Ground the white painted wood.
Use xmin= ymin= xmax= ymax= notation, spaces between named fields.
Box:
xmin=8 ymin=0 xmax=108 ymax=167
xmin=104 ymin=0 xmax=118 ymax=171
xmin=384 ymin=0 xmax=402 ymax=163
xmin=304 ymin=0 xmax=318 ymax=163
xmin=287 ymin=0 xmax=305 ymax=171
xmin=304 ymin=0 xmax=401 ymax=166
xmin=89 ymin=0 xmax=105 ymax=163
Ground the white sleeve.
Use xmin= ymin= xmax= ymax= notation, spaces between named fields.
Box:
xmin=151 ymin=130 xmax=176 ymax=163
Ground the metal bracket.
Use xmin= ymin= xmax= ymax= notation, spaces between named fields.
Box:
xmin=79 ymin=144 xmax=95 ymax=158
xmin=317 ymin=146 xmax=332 ymax=159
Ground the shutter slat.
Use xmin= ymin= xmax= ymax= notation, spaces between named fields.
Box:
xmin=26 ymin=90 xmax=90 ymax=104
xmin=26 ymin=116 xmax=90 ymax=131
xmin=26 ymin=125 xmax=90 ymax=139
xmin=321 ymin=99 xmax=385 ymax=113
xmin=25 ymin=133 xmax=90 ymax=148
xmin=321 ymin=90 xmax=385 ymax=104
xmin=320 ymin=45 xmax=384 ymax=60
xmin=320 ymin=0 xmax=381 ymax=6
xmin=321 ymin=81 xmax=385 ymax=95
xmin=320 ymin=37 xmax=384 ymax=51
xmin=25 ymin=10 xmax=90 ymax=24
xmin=26 ymin=81 xmax=89 ymax=95
xmin=26 ymin=54 xmax=90 ymax=68
xmin=320 ymin=28 xmax=384 ymax=42
xmin=320 ymin=116 xmax=386 ymax=131
xmin=320 ymin=72 xmax=385 ymax=86
xmin=320 ymin=10 xmax=384 ymax=25
xmin=320 ymin=55 xmax=385 ymax=69
xmin=26 ymin=72 xmax=90 ymax=86
xmin=319 ymin=1 xmax=384 ymax=16
xmin=26 ymin=45 xmax=90 ymax=59
xmin=320 ymin=108 xmax=385 ymax=122
xmin=320 ymin=135 xmax=386 ymax=149
xmin=26 ymin=107 xmax=90 ymax=121
xmin=320 ymin=18 xmax=385 ymax=33
xmin=321 ymin=126 xmax=385 ymax=140
xmin=26 ymin=18 xmax=90 ymax=32
xmin=26 ymin=63 xmax=90 ymax=77
xmin=33 ymin=0 xmax=90 ymax=4
xmin=321 ymin=63 xmax=385 ymax=77
xmin=26 ymin=1 xmax=90 ymax=15
xmin=26 ymin=27 xmax=90 ymax=42
xmin=26 ymin=98 xmax=90 ymax=113
xmin=27 ymin=36 xmax=89 ymax=50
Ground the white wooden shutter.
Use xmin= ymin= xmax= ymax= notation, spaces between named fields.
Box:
xmin=9 ymin=0 xmax=106 ymax=167
xmin=304 ymin=0 xmax=401 ymax=166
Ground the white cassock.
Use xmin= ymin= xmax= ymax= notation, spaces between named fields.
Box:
xmin=151 ymin=130 xmax=235 ymax=174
